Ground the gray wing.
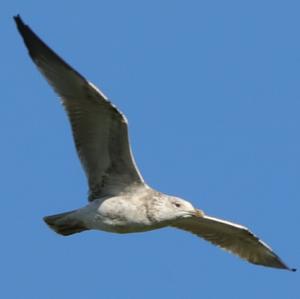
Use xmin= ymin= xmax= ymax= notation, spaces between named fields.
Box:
xmin=14 ymin=15 xmax=145 ymax=200
xmin=172 ymin=215 xmax=295 ymax=271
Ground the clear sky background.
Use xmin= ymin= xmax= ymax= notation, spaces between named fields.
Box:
xmin=1 ymin=1 xmax=299 ymax=298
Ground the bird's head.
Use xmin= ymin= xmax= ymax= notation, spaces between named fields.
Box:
xmin=149 ymin=195 xmax=204 ymax=223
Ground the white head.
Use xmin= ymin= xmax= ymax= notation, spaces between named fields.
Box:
xmin=149 ymin=195 xmax=204 ymax=223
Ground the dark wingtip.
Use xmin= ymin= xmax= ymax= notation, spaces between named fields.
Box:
xmin=13 ymin=14 xmax=30 ymax=41
xmin=13 ymin=14 xmax=24 ymax=28
xmin=13 ymin=14 xmax=45 ymax=61
xmin=276 ymin=261 xmax=296 ymax=272
xmin=13 ymin=13 xmax=87 ymax=83
xmin=281 ymin=264 xmax=296 ymax=272
xmin=279 ymin=260 xmax=296 ymax=272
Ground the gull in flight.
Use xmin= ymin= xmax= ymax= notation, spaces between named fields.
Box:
xmin=14 ymin=15 xmax=295 ymax=271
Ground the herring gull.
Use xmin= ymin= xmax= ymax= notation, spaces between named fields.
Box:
xmin=14 ymin=15 xmax=295 ymax=271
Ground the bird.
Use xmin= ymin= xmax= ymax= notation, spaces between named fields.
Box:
xmin=14 ymin=15 xmax=295 ymax=271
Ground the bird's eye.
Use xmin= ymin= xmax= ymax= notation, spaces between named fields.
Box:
xmin=174 ymin=202 xmax=181 ymax=208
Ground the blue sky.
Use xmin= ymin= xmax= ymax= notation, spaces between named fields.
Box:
xmin=1 ymin=1 xmax=299 ymax=298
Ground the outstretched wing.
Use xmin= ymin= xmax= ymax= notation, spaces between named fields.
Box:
xmin=14 ymin=15 xmax=145 ymax=200
xmin=172 ymin=215 xmax=295 ymax=271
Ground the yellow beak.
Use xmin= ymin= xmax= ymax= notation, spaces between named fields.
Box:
xmin=194 ymin=209 xmax=205 ymax=217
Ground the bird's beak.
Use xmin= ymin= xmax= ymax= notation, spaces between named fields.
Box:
xmin=193 ymin=209 xmax=205 ymax=217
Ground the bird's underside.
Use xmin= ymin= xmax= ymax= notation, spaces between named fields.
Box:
xmin=14 ymin=15 xmax=295 ymax=272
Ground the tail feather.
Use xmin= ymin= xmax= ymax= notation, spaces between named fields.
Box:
xmin=43 ymin=210 xmax=89 ymax=236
